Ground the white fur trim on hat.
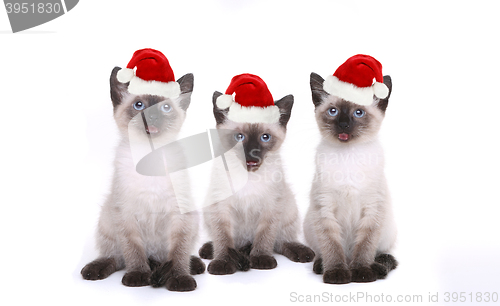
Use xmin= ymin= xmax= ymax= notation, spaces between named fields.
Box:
xmin=216 ymin=94 xmax=234 ymax=109
xmin=117 ymin=68 xmax=134 ymax=83
xmin=324 ymin=75 xmax=384 ymax=106
xmin=127 ymin=76 xmax=181 ymax=99
xmin=227 ymin=102 xmax=280 ymax=124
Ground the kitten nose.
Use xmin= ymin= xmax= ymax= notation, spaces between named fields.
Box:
xmin=339 ymin=121 xmax=349 ymax=129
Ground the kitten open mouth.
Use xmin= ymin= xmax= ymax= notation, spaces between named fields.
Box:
xmin=246 ymin=160 xmax=260 ymax=171
xmin=338 ymin=133 xmax=350 ymax=141
xmin=146 ymin=126 xmax=159 ymax=134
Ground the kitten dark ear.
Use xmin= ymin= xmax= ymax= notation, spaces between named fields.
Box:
xmin=110 ymin=66 xmax=128 ymax=109
xmin=212 ymin=91 xmax=228 ymax=125
xmin=310 ymin=72 xmax=327 ymax=108
xmin=376 ymin=75 xmax=392 ymax=112
xmin=274 ymin=94 xmax=294 ymax=128
xmin=176 ymin=73 xmax=194 ymax=111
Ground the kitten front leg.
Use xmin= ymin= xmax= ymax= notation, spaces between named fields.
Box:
xmin=249 ymin=212 xmax=279 ymax=270
xmin=119 ymin=217 xmax=151 ymax=287
xmin=350 ymin=202 xmax=384 ymax=283
xmin=151 ymin=212 xmax=198 ymax=292
xmin=205 ymin=200 xmax=249 ymax=275
xmin=312 ymin=196 xmax=351 ymax=284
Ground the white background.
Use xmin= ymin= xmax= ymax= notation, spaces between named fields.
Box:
xmin=1 ymin=1 xmax=499 ymax=305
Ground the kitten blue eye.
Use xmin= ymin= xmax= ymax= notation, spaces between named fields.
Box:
xmin=327 ymin=108 xmax=338 ymax=117
xmin=353 ymin=109 xmax=365 ymax=118
xmin=161 ymin=104 xmax=172 ymax=113
xmin=234 ymin=133 xmax=245 ymax=142
xmin=260 ymin=134 xmax=271 ymax=142
xmin=133 ymin=101 xmax=145 ymax=111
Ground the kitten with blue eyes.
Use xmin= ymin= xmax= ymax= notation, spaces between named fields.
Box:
xmin=199 ymin=74 xmax=315 ymax=274
xmin=303 ymin=55 xmax=398 ymax=284
xmin=81 ymin=49 xmax=204 ymax=292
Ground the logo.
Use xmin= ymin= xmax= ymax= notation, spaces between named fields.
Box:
xmin=4 ymin=0 xmax=78 ymax=33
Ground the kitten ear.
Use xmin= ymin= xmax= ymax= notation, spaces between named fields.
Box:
xmin=212 ymin=91 xmax=228 ymax=125
xmin=310 ymin=72 xmax=327 ymax=108
xmin=274 ymin=94 xmax=294 ymax=128
xmin=110 ymin=66 xmax=129 ymax=109
xmin=376 ymin=75 xmax=392 ymax=112
xmin=176 ymin=73 xmax=194 ymax=111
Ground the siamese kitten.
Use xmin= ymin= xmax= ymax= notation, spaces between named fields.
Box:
xmin=81 ymin=67 xmax=204 ymax=291
xmin=199 ymin=92 xmax=315 ymax=275
xmin=303 ymin=73 xmax=398 ymax=284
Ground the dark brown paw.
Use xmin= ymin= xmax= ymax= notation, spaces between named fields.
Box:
xmin=227 ymin=247 xmax=250 ymax=271
xmin=313 ymin=257 xmax=323 ymax=274
xmin=238 ymin=243 xmax=253 ymax=256
xmin=199 ymin=241 xmax=214 ymax=260
xmin=371 ymin=262 xmax=388 ymax=279
xmin=375 ymin=253 xmax=398 ymax=271
xmin=190 ymin=256 xmax=206 ymax=275
xmin=150 ymin=261 xmax=173 ymax=288
xmin=282 ymin=242 xmax=315 ymax=263
xmin=122 ymin=270 xmax=151 ymax=287
xmin=323 ymin=268 xmax=351 ymax=284
xmin=250 ymin=254 xmax=277 ymax=270
xmin=81 ymin=258 xmax=117 ymax=280
xmin=148 ymin=258 xmax=162 ymax=272
xmin=351 ymin=266 xmax=377 ymax=283
xmin=207 ymin=259 xmax=237 ymax=275
xmin=166 ymin=274 xmax=197 ymax=292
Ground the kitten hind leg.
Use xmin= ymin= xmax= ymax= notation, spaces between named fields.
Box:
xmin=373 ymin=253 xmax=398 ymax=279
xmin=199 ymin=241 xmax=214 ymax=259
xmin=313 ymin=257 xmax=323 ymax=274
xmin=81 ymin=257 xmax=121 ymax=280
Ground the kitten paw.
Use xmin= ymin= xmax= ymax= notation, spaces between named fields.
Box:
xmin=227 ymin=247 xmax=250 ymax=271
xmin=166 ymin=274 xmax=197 ymax=292
xmin=81 ymin=258 xmax=117 ymax=280
xmin=199 ymin=241 xmax=214 ymax=259
xmin=323 ymin=267 xmax=351 ymax=284
xmin=190 ymin=256 xmax=206 ymax=275
xmin=122 ymin=270 xmax=151 ymax=287
xmin=282 ymin=242 xmax=315 ymax=263
xmin=371 ymin=262 xmax=388 ymax=279
xmin=250 ymin=254 xmax=277 ymax=270
xmin=238 ymin=243 xmax=253 ymax=256
xmin=351 ymin=266 xmax=377 ymax=283
xmin=207 ymin=259 xmax=237 ymax=275
xmin=150 ymin=261 xmax=173 ymax=288
xmin=375 ymin=253 xmax=398 ymax=272
xmin=148 ymin=257 xmax=162 ymax=272
xmin=313 ymin=257 xmax=323 ymax=274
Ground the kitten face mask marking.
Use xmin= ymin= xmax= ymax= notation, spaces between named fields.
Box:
xmin=128 ymin=96 xmax=179 ymax=138
xmin=218 ymin=124 xmax=281 ymax=172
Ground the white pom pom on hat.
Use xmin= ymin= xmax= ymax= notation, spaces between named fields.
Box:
xmin=116 ymin=68 xmax=134 ymax=83
xmin=216 ymin=94 xmax=235 ymax=109
xmin=373 ymin=81 xmax=389 ymax=99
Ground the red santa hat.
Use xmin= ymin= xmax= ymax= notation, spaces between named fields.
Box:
xmin=116 ymin=48 xmax=181 ymax=99
xmin=215 ymin=73 xmax=280 ymax=124
xmin=323 ymin=54 xmax=389 ymax=106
